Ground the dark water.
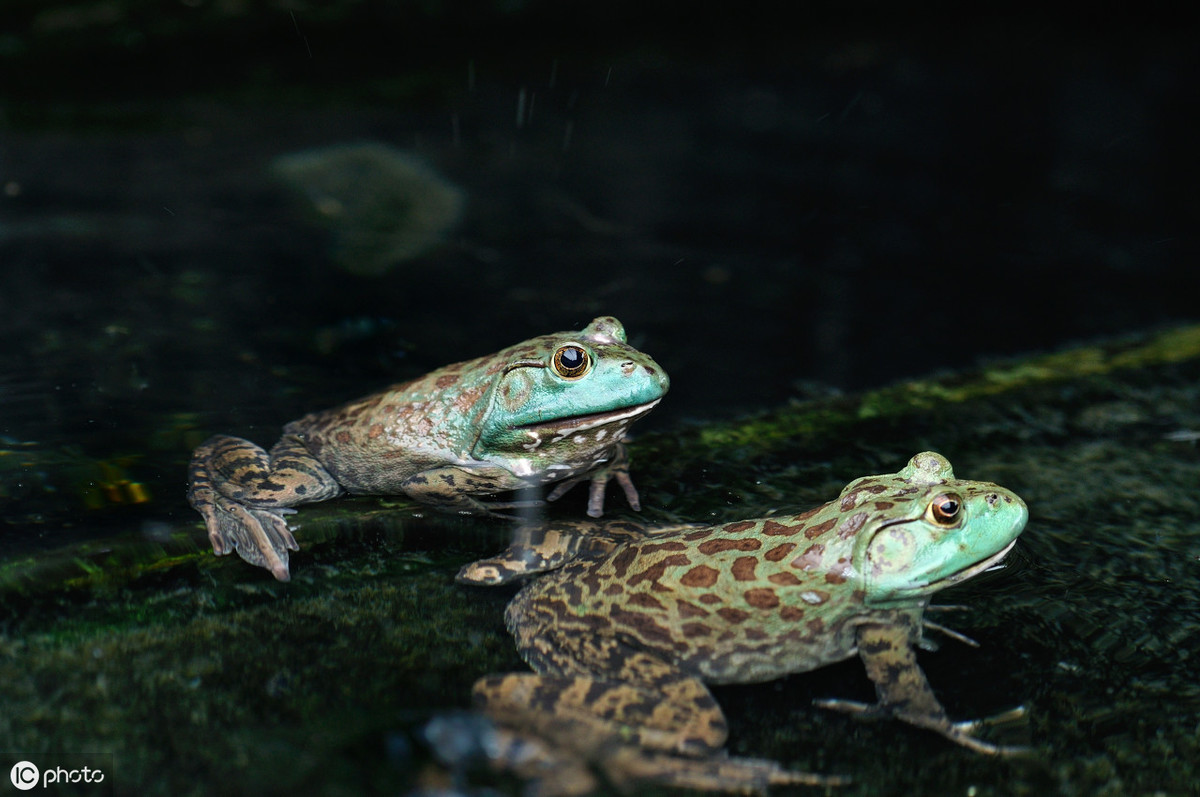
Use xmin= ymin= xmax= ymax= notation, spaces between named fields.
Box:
xmin=1 ymin=4 xmax=1198 ymax=795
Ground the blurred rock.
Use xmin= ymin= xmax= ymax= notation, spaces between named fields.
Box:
xmin=272 ymin=142 xmax=465 ymax=277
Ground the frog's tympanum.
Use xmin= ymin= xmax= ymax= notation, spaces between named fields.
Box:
xmin=187 ymin=317 xmax=669 ymax=581
xmin=459 ymin=452 xmax=1029 ymax=793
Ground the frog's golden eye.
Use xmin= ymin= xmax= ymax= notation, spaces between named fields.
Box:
xmin=552 ymin=345 xmax=591 ymax=379
xmin=926 ymin=493 xmax=962 ymax=527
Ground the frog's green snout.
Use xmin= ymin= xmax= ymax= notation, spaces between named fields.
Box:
xmin=644 ymin=362 xmax=670 ymax=396
xmin=987 ymin=489 xmax=1029 ymax=542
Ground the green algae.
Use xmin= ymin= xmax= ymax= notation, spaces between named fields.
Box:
xmin=3 ymin=325 xmax=1200 ymax=795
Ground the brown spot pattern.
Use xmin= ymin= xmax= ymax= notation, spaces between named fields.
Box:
xmin=628 ymin=593 xmax=666 ymax=610
xmin=628 ymin=554 xmax=691 ymax=589
xmin=681 ymin=622 xmax=712 ymax=638
xmin=792 ymin=506 xmax=821 ymax=523
xmin=610 ymin=547 xmax=638 ymax=578
xmin=638 ymin=541 xmax=689 ymax=554
xmin=676 ymin=600 xmax=709 ymax=619
xmin=780 ymin=606 xmax=806 ymax=622
xmin=336 ymin=431 xmax=351 ymax=444
xmin=683 ymin=528 xmax=714 ymax=541
xmin=699 ymin=594 xmax=723 ymax=605
xmin=680 ymin=565 xmax=720 ymax=588
xmin=761 ymin=519 xmax=796 ymax=536
xmin=805 ymin=518 xmax=837 ymax=539
xmin=824 ymin=568 xmax=848 ymax=585
xmin=722 ymin=521 xmax=756 ymax=534
xmin=730 ymin=556 xmax=758 ymax=582
xmin=840 ymin=492 xmax=859 ymax=511
xmin=435 ymin=374 xmax=459 ymax=389
xmin=368 ymin=424 xmax=384 ymax=439
xmin=743 ymin=588 xmax=780 ymax=609
xmin=874 ymin=500 xmax=895 ymax=510
xmin=716 ymin=607 xmax=750 ymax=624
xmin=807 ymin=618 xmax=826 ymax=634
xmin=764 ymin=542 xmax=797 ymax=561
xmin=768 ymin=572 xmax=801 ymax=586
xmin=698 ymin=537 xmax=762 ymax=554
xmin=610 ymin=608 xmax=673 ymax=644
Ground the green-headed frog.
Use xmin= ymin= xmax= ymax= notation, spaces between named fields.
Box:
xmin=458 ymin=452 xmax=1028 ymax=793
xmin=187 ymin=317 xmax=669 ymax=581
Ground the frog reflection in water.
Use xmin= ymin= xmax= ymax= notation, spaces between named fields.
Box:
xmin=456 ymin=452 xmax=1029 ymax=793
xmin=187 ymin=317 xmax=669 ymax=581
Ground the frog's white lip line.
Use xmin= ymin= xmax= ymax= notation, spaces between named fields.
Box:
xmin=885 ymin=538 xmax=1019 ymax=600
xmin=940 ymin=538 xmax=1019 ymax=587
xmin=513 ymin=398 xmax=662 ymax=433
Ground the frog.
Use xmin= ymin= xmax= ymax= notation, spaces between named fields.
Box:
xmin=458 ymin=452 xmax=1029 ymax=793
xmin=186 ymin=316 xmax=669 ymax=581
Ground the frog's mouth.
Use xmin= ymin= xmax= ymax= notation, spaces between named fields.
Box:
xmin=512 ymin=398 xmax=662 ymax=434
xmin=929 ymin=538 xmax=1019 ymax=590
xmin=866 ymin=538 xmax=1019 ymax=605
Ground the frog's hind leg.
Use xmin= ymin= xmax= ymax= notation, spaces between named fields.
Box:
xmin=473 ymin=654 xmax=728 ymax=758
xmin=472 ymin=672 xmax=723 ymax=759
xmin=188 ymin=434 xmax=342 ymax=580
xmin=473 ymin=667 xmax=843 ymax=791
xmin=456 ymin=522 xmax=592 ymax=585
xmin=456 ymin=519 xmax=660 ymax=586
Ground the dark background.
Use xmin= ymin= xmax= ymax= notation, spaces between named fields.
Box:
xmin=1 ymin=1 xmax=1196 ymax=445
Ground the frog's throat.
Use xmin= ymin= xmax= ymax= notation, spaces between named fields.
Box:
xmin=510 ymin=398 xmax=662 ymax=433
xmin=868 ymin=538 xmax=1019 ymax=605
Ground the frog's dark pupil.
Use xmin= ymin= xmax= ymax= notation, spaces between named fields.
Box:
xmin=561 ymin=348 xmax=584 ymax=368
xmin=938 ymin=499 xmax=958 ymax=516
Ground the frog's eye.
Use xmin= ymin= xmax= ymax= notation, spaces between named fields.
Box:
xmin=925 ymin=493 xmax=962 ymax=527
xmin=552 ymin=345 xmax=591 ymax=379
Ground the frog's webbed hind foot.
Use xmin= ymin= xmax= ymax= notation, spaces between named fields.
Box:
xmin=188 ymin=433 xmax=342 ymax=580
xmin=545 ymin=442 xmax=641 ymax=517
xmin=196 ymin=497 xmax=299 ymax=581
xmin=937 ymin=706 xmax=1030 ymax=755
xmin=814 ymin=697 xmax=1030 ymax=756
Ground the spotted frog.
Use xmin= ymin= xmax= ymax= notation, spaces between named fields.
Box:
xmin=460 ymin=452 xmax=1028 ymax=792
xmin=187 ymin=317 xmax=669 ymax=581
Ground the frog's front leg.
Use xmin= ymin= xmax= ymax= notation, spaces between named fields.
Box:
xmin=544 ymin=442 xmax=640 ymax=517
xmin=397 ymin=464 xmax=544 ymax=516
xmin=815 ymin=622 xmax=1028 ymax=755
xmin=187 ymin=434 xmax=343 ymax=581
